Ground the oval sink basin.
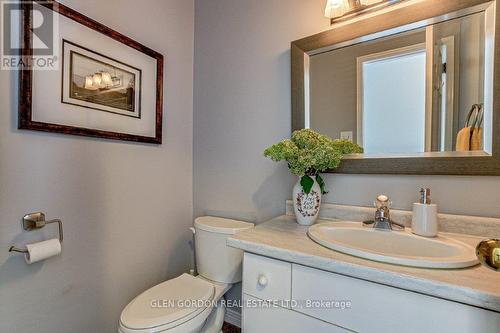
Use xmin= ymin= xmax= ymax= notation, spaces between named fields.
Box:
xmin=308 ymin=222 xmax=479 ymax=269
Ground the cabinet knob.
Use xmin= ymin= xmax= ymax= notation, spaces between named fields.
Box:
xmin=257 ymin=274 xmax=268 ymax=287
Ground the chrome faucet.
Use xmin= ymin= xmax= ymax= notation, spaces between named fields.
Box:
xmin=364 ymin=195 xmax=405 ymax=231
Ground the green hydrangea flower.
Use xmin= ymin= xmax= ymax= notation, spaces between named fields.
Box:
xmin=264 ymin=129 xmax=363 ymax=194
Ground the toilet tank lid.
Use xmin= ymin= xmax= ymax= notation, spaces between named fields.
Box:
xmin=194 ymin=216 xmax=254 ymax=235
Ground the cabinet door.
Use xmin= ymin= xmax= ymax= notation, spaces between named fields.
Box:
xmin=243 ymin=253 xmax=291 ymax=304
xmin=242 ymin=294 xmax=351 ymax=333
xmin=292 ymin=264 xmax=500 ymax=333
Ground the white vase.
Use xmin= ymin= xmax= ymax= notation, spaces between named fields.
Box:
xmin=293 ymin=176 xmax=322 ymax=226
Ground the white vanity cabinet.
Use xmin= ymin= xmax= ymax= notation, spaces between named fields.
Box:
xmin=242 ymin=253 xmax=500 ymax=333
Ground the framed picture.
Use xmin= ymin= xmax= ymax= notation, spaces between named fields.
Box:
xmin=18 ymin=0 xmax=164 ymax=143
xmin=62 ymin=40 xmax=142 ymax=119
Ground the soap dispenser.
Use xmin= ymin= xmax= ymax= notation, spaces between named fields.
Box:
xmin=412 ymin=188 xmax=438 ymax=237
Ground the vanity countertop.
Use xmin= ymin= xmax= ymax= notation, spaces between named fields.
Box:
xmin=228 ymin=215 xmax=500 ymax=313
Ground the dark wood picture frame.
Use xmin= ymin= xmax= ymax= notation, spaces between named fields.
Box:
xmin=292 ymin=0 xmax=500 ymax=175
xmin=19 ymin=0 xmax=164 ymax=144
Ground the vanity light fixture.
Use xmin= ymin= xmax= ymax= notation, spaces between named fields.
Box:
xmin=324 ymin=0 xmax=350 ymax=19
xmin=325 ymin=0 xmax=405 ymax=23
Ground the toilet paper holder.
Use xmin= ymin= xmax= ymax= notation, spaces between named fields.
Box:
xmin=8 ymin=212 xmax=63 ymax=254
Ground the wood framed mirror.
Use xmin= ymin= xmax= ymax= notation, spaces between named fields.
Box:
xmin=292 ymin=0 xmax=500 ymax=175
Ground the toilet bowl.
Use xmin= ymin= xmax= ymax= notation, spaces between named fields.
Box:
xmin=119 ymin=217 xmax=254 ymax=333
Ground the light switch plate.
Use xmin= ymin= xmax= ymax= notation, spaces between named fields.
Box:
xmin=340 ymin=131 xmax=353 ymax=142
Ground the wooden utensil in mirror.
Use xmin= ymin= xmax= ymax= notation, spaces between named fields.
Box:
xmin=476 ymin=239 xmax=500 ymax=271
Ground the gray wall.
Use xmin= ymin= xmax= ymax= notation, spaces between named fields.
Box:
xmin=193 ymin=0 xmax=330 ymax=305
xmin=193 ymin=0 xmax=330 ymax=224
xmin=193 ymin=0 xmax=500 ymax=312
xmin=194 ymin=0 xmax=500 ymax=224
xmin=0 ymin=0 xmax=194 ymax=332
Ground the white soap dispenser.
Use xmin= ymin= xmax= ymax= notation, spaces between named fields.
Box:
xmin=412 ymin=188 xmax=438 ymax=237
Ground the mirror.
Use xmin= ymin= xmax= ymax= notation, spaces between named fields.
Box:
xmin=292 ymin=0 xmax=500 ymax=174
xmin=309 ymin=12 xmax=491 ymax=156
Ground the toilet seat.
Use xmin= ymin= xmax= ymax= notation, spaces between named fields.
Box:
xmin=120 ymin=274 xmax=215 ymax=332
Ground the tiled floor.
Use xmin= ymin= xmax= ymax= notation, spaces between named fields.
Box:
xmin=222 ymin=322 xmax=241 ymax=333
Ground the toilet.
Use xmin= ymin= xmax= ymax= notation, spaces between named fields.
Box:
xmin=119 ymin=216 xmax=254 ymax=333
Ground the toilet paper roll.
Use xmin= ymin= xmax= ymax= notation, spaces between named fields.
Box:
xmin=24 ymin=238 xmax=61 ymax=264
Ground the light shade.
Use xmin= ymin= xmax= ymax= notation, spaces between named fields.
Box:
xmin=101 ymin=71 xmax=113 ymax=86
xmin=92 ymin=73 xmax=102 ymax=88
xmin=324 ymin=0 xmax=349 ymax=19
xmin=84 ymin=75 xmax=95 ymax=90
xmin=360 ymin=0 xmax=383 ymax=6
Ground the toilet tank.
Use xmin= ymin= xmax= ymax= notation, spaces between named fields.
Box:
xmin=194 ymin=216 xmax=254 ymax=284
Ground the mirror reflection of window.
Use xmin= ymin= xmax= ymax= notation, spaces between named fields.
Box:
xmin=358 ymin=46 xmax=426 ymax=154
xmin=308 ymin=10 xmax=492 ymax=157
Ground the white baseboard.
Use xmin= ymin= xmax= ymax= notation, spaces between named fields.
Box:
xmin=224 ymin=307 xmax=241 ymax=328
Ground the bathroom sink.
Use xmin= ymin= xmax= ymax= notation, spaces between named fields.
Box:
xmin=308 ymin=222 xmax=479 ymax=269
